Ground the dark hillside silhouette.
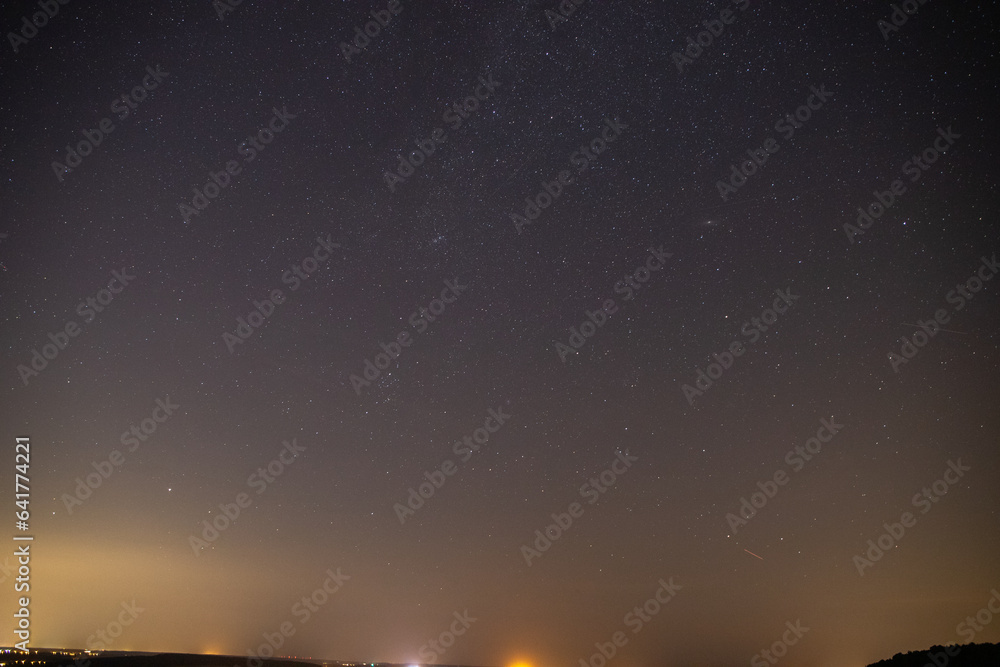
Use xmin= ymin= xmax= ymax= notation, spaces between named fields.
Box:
xmin=867 ymin=642 xmax=1000 ymax=667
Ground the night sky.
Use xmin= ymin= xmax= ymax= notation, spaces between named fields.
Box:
xmin=2 ymin=1 xmax=999 ymax=666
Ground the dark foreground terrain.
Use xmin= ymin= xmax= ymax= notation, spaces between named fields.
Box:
xmin=0 ymin=649 xmax=488 ymax=667
xmin=1 ymin=649 xmax=320 ymax=667
xmin=866 ymin=642 xmax=1000 ymax=667
xmin=6 ymin=644 xmax=998 ymax=667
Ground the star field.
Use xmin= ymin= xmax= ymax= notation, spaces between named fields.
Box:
xmin=1 ymin=1 xmax=999 ymax=666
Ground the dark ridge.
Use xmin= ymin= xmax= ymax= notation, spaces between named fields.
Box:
xmin=866 ymin=642 xmax=1000 ymax=667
